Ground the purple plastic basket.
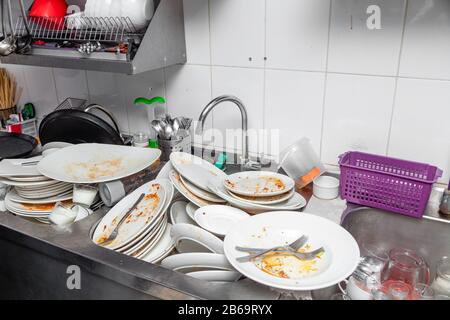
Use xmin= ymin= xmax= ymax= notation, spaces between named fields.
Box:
xmin=338 ymin=151 xmax=443 ymax=218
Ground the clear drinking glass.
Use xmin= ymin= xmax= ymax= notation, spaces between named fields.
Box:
xmin=431 ymin=257 xmax=450 ymax=296
xmin=330 ymin=293 xmax=351 ymax=300
xmin=384 ymin=248 xmax=430 ymax=286
xmin=413 ymin=283 xmax=435 ymax=300
xmin=384 ymin=280 xmax=413 ymax=300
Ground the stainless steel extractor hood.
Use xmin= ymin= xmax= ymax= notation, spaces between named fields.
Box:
xmin=0 ymin=0 xmax=186 ymax=74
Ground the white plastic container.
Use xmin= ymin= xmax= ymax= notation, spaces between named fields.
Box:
xmin=278 ymin=138 xmax=325 ymax=188
xmin=313 ymin=176 xmax=340 ymax=200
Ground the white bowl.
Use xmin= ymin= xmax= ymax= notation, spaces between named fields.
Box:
xmin=121 ymin=0 xmax=155 ymax=30
xmin=313 ymin=176 xmax=340 ymax=200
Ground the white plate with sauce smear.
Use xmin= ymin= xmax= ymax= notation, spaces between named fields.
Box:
xmin=38 ymin=144 xmax=161 ymax=183
xmin=223 ymin=171 xmax=295 ymax=197
xmin=170 ymin=152 xmax=226 ymax=192
xmin=92 ymin=180 xmax=166 ymax=250
xmin=224 ymin=212 xmax=360 ymax=291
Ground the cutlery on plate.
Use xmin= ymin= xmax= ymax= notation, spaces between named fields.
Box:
xmin=236 ymin=245 xmax=324 ymax=263
xmin=235 ymin=235 xmax=308 ymax=253
xmin=99 ymin=193 xmax=145 ymax=246
xmin=235 ymin=235 xmax=308 ymax=262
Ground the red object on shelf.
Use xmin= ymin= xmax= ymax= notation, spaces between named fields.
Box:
xmin=29 ymin=0 xmax=68 ymax=29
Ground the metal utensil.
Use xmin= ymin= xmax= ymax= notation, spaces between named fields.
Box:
xmin=151 ymin=119 xmax=165 ymax=137
xmin=0 ymin=0 xmax=17 ymax=56
xmin=235 ymin=235 xmax=308 ymax=263
xmin=15 ymin=0 xmax=32 ymax=54
xmin=181 ymin=118 xmax=193 ymax=130
xmin=98 ymin=193 xmax=146 ymax=246
xmin=236 ymin=246 xmax=324 ymax=263
xmin=172 ymin=117 xmax=182 ymax=133
xmin=235 ymin=235 xmax=309 ymax=253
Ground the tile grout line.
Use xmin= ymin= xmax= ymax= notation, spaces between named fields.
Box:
xmin=50 ymin=68 xmax=59 ymax=104
xmin=262 ymin=0 xmax=268 ymax=155
xmin=385 ymin=0 xmax=409 ymax=156
xmin=207 ymin=0 xmax=215 ymax=149
xmin=182 ymin=64 xmax=450 ymax=83
xmin=84 ymin=70 xmax=91 ymax=103
xmin=319 ymin=0 xmax=334 ymax=160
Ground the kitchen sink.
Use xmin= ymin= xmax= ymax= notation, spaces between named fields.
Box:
xmin=313 ymin=205 xmax=450 ymax=299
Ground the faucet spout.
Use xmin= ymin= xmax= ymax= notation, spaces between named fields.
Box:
xmin=197 ymin=95 xmax=253 ymax=167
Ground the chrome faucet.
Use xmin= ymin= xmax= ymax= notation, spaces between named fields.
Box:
xmin=196 ymin=95 xmax=260 ymax=170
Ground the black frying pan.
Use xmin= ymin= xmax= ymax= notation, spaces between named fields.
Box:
xmin=0 ymin=132 xmax=37 ymax=159
xmin=39 ymin=109 xmax=124 ymax=146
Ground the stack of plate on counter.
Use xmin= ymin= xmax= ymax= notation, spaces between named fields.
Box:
xmin=0 ymin=157 xmax=74 ymax=223
xmin=164 ymin=199 xmax=243 ymax=283
xmin=168 ymin=152 xmax=228 ymax=208
xmin=168 ymin=152 xmax=306 ymax=214
xmin=92 ymin=179 xmax=175 ymax=264
xmin=209 ymin=171 xmax=306 ymax=214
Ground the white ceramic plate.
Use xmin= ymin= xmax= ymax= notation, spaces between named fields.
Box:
xmin=185 ymin=202 xmax=199 ymax=220
xmin=161 ymin=253 xmax=234 ymax=272
xmin=116 ymin=179 xmax=174 ymax=253
xmin=131 ymin=217 xmax=168 ymax=258
xmin=194 ymin=205 xmax=250 ymax=237
xmin=122 ymin=214 xmax=167 ymax=255
xmin=170 ymin=152 xmax=227 ymax=192
xmin=4 ymin=194 xmax=72 ymax=215
xmin=224 ymin=212 xmax=360 ymax=291
xmin=208 ymin=182 xmax=306 ymax=213
xmin=7 ymin=189 xmax=72 ymax=204
xmin=38 ymin=144 xmax=161 ymax=184
xmin=186 ymin=270 xmax=241 ymax=282
xmin=223 ymin=171 xmax=295 ymax=197
xmin=0 ymin=178 xmax=63 ymax=187
xmin=7 ymin=175 xmax=50 ymax=182
xmin=170 ymin=200 xmax=196 ymax=225
xmin=42 ymin=141 xmax=73 ymax=151
xmin=228 ymin=188 xmax=295 ymax=205
xmin=15 ymin=187 xmax=73 ymax=200
xmin=92 ymin=180 xmax=166 ymax=250
xmin=180 ymin=175 xmax=226 ymax=203
xmin=169 ymin=170 xmax=216 ymax=208
xmin=171 ymin=223 xmax=224 ymax=254
xmin=140 ymin=223 xmax=175 ymax=263
xmin=0 ymin=156 xmax=42 ymax=177
xmin=156 ymin=161 xmax=180 ymax=198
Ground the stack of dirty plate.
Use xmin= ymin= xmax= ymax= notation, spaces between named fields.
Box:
xmin=165 ymin=199 xmax=246 ymax=283
xmin=91 ymin=179 xmax=175 ymax=264
xmin=168 ymin=151 xmax=306 ymax=214
xmin=168 ymin=152 xmax=228 ymax=208
xmin=208 ymin=171 xmax=307 ymax=214
xmin=0 ymin=157 xmax=73 ymax=223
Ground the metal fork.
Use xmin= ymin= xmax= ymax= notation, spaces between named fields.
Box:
xmin=235 ymin=235 xmax=309 ymax=253
xmin=236 ymin=245 xmax=324 ymax=263
xmin=235 ymin=235 xmax=309 ymax=263
xmin=98 ymin=193 xmax=145 ymax=246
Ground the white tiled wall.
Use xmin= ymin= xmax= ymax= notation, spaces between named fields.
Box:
xmin=2 ymin=0 xmax=449 ymax=183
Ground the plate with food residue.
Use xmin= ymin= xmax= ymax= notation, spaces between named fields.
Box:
xmin=170 ymin=152 xmax=226 ymax=192
xmin=169 ymin=170 xmax=216 ymax=208
xmin=223 ymin=171 xmax=295 ymax=197
xmin=253 ymin=243 xmax=328 ymax=280
xmin=38 ymin=144 xmax=161 ymax=183
xmin=224 ymin=211 xmax=360 ymax=291
xmin=92 ymin=180 xmax=167 ymax=250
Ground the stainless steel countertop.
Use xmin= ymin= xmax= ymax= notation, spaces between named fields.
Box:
xmin=0 ymin=153 xmax=447 ymax=300
xmin=0 ymin=157 xmax=282 ymax=300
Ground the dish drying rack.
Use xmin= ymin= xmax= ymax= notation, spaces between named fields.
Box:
xmin=14 ymin=15 xmax=143 ymax=44
xmin=0 ymin=0 xmax=186 ymax=75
